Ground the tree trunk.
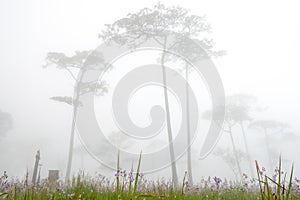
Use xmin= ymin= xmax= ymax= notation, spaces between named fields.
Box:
xmin=264 ymin=128 xmax=272 ymax=169
xmin=232 ymin=169 xmax=238 ymax=182
xmin=65 ymin=71 xmax=86 ymax=182
xmin=229 ymin=127 xmax=243 ymax=180
xmin=240 ymin=122 xmax=254 ymax=177
xmin=185 ymin=63 xmax=193 ymax=185
xmin=161 ymin=38 xmax=178 ymax=187
xmin=65 ymin=91 xmax=79 ymax=182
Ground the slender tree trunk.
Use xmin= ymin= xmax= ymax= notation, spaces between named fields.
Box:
xmin=65 ymin=90 xmax=80 ymax=182
xmin=32 ymin=150 xmax=40 ymax=184
xmin=185 ymin=63 xmax=193 ymax=185
xmin=264 ymin=128 xmax=272 ymax=169
xmin=65 ymin=70 xmax=86 ymax=182
xmin=228 ymin=127 xmax=243 ymax=180
xmin=232 ymin=169 xmax=238 ymax=182
xmin=161 ymin=38 xmax=178 ymax=187
xmin=240 ymin=122 xmax=254 ymax=177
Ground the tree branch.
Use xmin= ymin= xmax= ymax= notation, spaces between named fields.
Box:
xmin=65 ymin=67 xmax=79 ymax=83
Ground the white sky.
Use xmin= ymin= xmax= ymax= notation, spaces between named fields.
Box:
xmin=0 ymin=0 xmax=300 ymax=180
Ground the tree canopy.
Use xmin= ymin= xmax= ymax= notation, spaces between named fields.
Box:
xmin=0 ymin=110 xmax=13 ymax=137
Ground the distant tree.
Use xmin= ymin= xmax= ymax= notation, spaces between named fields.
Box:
xmin=44 ymin=50 xmax=108 ymax=182
xmin=0 ymin=110 xmax=13 ymax=138
xmin=226 ymin=94 xmax=256 ymax=177
xmin=99 ymin=2 xmax=221 ymax=186
xmin=73 ymin=131 xmax=130 ymax=171
xmin=213 ymin=147 xmax=246 ymax=181
xmin=166 ymin=38 xmax=224 ymax=185
xmin=203 ymin=94 xmax=257 ymax=180
xmin=248 ymin=120 xmax=289 ymax=169
xmin=279 ymin=131 xmax=300 ymax=142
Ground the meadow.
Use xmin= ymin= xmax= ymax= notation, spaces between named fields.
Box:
xmin=1 ymin=156 xmax=299 ymax=200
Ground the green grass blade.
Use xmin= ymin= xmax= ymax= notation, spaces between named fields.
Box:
xmin=181 ymin=171 xmax=187 ymax=198
xmin=128 ymin=161 xmax=134 ymax=196
xmin=116 ymin=150 xmax=120 ymax=195
xmin=255 ymin=160 xmax=265 ymax=200
xmin=133 ymin=151 xmax=142 ymax=195
xmin=278 ymin=156 xmax=281 ymax=200
xmin=285 ymin=163 xmax=294 ymax=200
xmin=264 ymin=175 xmax=271 ymax=200
xmin=0 ymin=192 xmax=7 ymax=197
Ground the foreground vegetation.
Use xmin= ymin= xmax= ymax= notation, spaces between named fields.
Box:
xmin=1 ymin=157 xmax=299 ymax=200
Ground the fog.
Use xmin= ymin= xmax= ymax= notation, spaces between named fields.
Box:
xmin=0 ymin=0 xmax=300 ymax=183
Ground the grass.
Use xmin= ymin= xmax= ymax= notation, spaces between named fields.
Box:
xmin=255 ymin=157 xmax=296 ymax=200
xmin=1 ymin=156 xmax=300 ymax=199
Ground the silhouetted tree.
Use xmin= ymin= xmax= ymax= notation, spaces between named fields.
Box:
xmin=226 ymin=94 xmax=256 ymax=177
xmin=44 ymin=51 xmax=108 ymax=182
xmin=213 ymin=147 xmax=246 ymax=181
xmin=279 ymin=131 xmax=300 ymax=142
xmin=0 ymin=110 xmax=13 ymax=138
xmin=202 ymin=95 xmax=255 ymax=180
xmin=166 ymin=37 xmax=224 ymax=184
xmin=248 ymin=120 xmax=289 ymax=169
xmin=99 ymin=2 xmax=219 ymax=186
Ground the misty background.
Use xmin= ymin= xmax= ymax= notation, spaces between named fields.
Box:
xmin=0 ymin=0 xmax=300 ymax=182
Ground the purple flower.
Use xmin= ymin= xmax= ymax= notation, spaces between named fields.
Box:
xmin=115 ymin=173 xmax=120 ymax=177
xmin=210 ymin=185 xmax=217 ymax=191
xmin=213 ymin=176 xmax=222 ymax=185
xmin=272 ymin=174 xmax=277 ymax=182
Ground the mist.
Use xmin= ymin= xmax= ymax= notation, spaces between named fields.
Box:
xmin=0 ymin=0 xmax=300 ymax=185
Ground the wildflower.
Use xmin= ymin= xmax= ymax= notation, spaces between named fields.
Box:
xmin=213 ymin=176 xmax=222 ymax=185
xmin=67 ymin=193 xmax=75 ymax=198
xmin=272 ymin=174 xmax=277 ymax=182
xmin=130 ymin=175 xmax=135 ymax=181
xmin=210 ymin=185 xmax=216 ymax=191
xmin=213 ymin=176 xmax=222 ymax=190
